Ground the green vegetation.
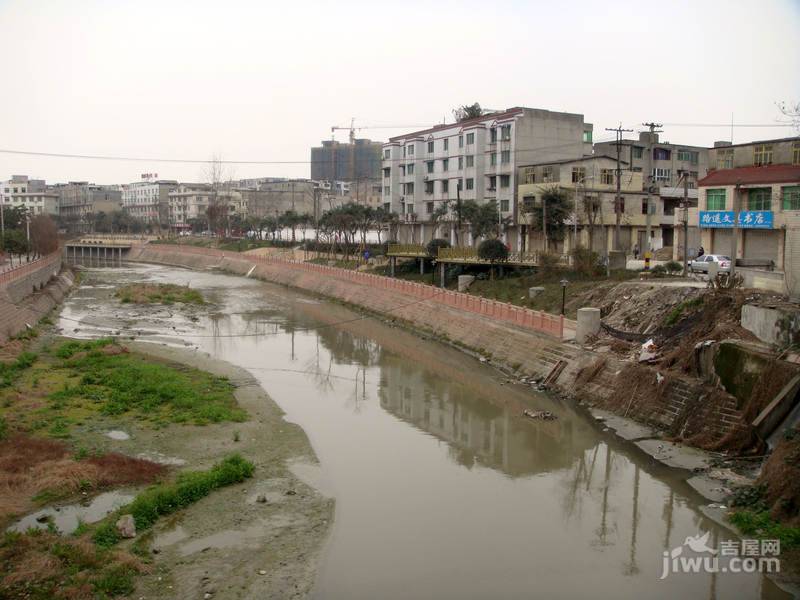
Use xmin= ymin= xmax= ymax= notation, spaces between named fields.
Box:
xmin=307 ymin=257 xmax=360 ymax=270
xmin=0 ymin=352 xmax=36 ymax=388
xmin=0 ymin=455 xmax=254 ymax=599
xmin=663 ymin=296 xmax=704 ymax=327
xmin=729 ymin=510 xmax=800 ymax=549
xmin=0 ymin=339 xmax=245 ymax=438
xmin=115 ymin=283 xmax=205 ymax=305
xmin=93 ymin=454 xmax=254 ymax=547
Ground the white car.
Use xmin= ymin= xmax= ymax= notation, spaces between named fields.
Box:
xmin=689 ymin=254 xmax=731 ymax=273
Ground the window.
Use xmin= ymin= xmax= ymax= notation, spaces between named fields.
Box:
xmin=500 ymin=124 xmax=511 ymax=140
xmin=490 ymin=153 xmax=497 ymax=166
xmin=426 ymin=161 xmax=434 ymax=174
xmin=523 ymin=168 xmax=535 ymax=184
xmin=572 ymin=167 xmax=586 ymax=183
xmin=383 ymin=186 xmax=390 ymax=195
xmin=652 ymin=168 xmax=671 ymax=182
xmin=466 ymin=155 xmax=474 ymax=168
xmin=600 ymin=169 xmax=614 ymax=185
xmin=426 ymin=201 xmax=434 ymax=214
xmin=748 ymin=187 xmax=772 ymax=211
xmin=542 ymin=166 xmax=553 ymax=183
xmin=754 ymin=144 xmax=773 ymax=166
xmin=500 ymin=199 xmax=510 ymax=212
xmin=425 ymin=181 xmax=434 ymax=194
xmin=400 ymin=165 xmax=405 ymax=176
xmin=406 ymin=203 xmax=415 ymax=214
xmin=383 ymin=167 xmax=391 ymax=178
xmin=442 ymin=159 xmax=449 ymax=172
xmin=407 ymin=145 xmax=415 ymax=156
xmin=458 ymin=135 xmax=464 ymax=148
xmin=383 ymin=202 xmax=391 ymax=211
xmin=441 ymin=180 xmax=449 ymax=194
xmin=407 ymin=163 xmax=415 ymax=175
xmin=583 ymin=130 xmax=592 ymax=143
xmin=501 ymin=150 xmax=511 ymax=164
xmin=443 ymin=138 xmax=449 ymax=151
xmin=794 ymin=142 xmax=800 ymax=165
xmin=653 ymin=148 xmax=671 ymax=161
xmin=488 ymin=176 xmax=496 ymax=191
xmin=466 ymin=178 xmax=474 ymax=190
xmin=384 ymin=149 xmax=390 ymax=159
xmin=677 ymin=149 xmax=699 ymax=164
xmin=717 ymin=148 xmax=734 ymax=169
xmin=427 ymin=141 xmax=434 ymax=153
xmin=490 ymin=128 xmax=497 ymax=143
xmin=404 ymin=182 xmax=415 ymax=195
xmin=641 ymin=199 xmax=649 ymax=215
xmin=458 ymin=157 xmax=463 ymax=170
xmin=523 ymin=196 xmax=535 ymax=211
xmin=500 ymin=175 xmax=510 ymax=188
xmin=706 ymin=188 xmax=726 ymax=210
xmin=783 ymin=186 xmax=800 ymax=210
xmin=466 ymin=133 xmax=475 ymax=145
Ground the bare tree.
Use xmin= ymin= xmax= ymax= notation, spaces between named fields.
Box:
xmin=777 ymin=100 xmax=800 ymax=131
xmin=30 ymin=215 xmax=59 ymax=257
xmin=203 ymin=153 xmax=235 ymax=236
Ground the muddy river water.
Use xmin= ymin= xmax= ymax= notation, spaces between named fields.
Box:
xmin=59 ymin=263 xmax=789 ymax=600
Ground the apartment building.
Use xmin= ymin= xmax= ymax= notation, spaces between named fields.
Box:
xmin=517 ymin=156 xmax=650 ymax=254
xmin=694 ymin=136 xmax=800 ymax=295
xmin=382 ymin=107 xmax=593 ymax=246
xmin=310 ymin=138 xmax=383 ymax=182
xmin=52 ymin=182 xmax=122 ymax=222
xmin=168 ymin=183 xmax=213 ymax=231
xmin=121 ymin=178 xmax=178 ymax=225
xmin=244 ymin=179 xmax=317 ymax=219
xmin=0 ymin=175 xmax=59 ymax=216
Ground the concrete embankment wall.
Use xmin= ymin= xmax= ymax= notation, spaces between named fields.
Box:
xmin=0 ymin=253 xmax=73 ymax=344
xmin=134 ymin=245 xmax=745 ymax=440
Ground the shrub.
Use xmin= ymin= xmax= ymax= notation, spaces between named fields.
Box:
xmin=665 ymin=260 xmax=683 ymax=274
xmin=650 ymin=264 xmax=667 ymax=277
xmin=426 ymin=238 xmax=450 ymax=258
xmin=477 ymin=238 xmax=508 ymax=262
xmin=570 ymin=247 xmax=602 ymax=277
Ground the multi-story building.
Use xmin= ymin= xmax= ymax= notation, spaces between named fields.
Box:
xmin=168 ymin=183 xmax=212 ymax=231
xmin=244 ymin=179 xmax=317 ymax=219
xmin=382 ymin=107 xmax=593 ymax=246
xmin=121 ymin=178 xmax=178 ymax=226
xmin=694 ymin=136 xmax=800 ymax=295
xmin=310 ymin=138 xmax=383 ymax=182
xmin=1 ymin=175 xmax=59 ymax=216
xmin=516 ymin=156 xmax=648 ymax=254
xmin=51 ymin=182 xmax=122 ymax=222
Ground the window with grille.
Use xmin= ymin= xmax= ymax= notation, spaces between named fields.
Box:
xmin=783 ymin=186 xmax=800 ymax=210
xmin=441 ymin=180 xmax=449 ymax=194
xmin=572 ymin=167 xmax=586 ymax=183
xmin=747 ymin=188 xmax=772 ymax=211
xmin=793 ymin=142 xmax=800 ymax=166
xmin=501 ymin=150 xmax=511 ymax=164
xmin=706 ymin=188 xmax=726 ymax=210
xmin=466 ymin=155 xmax=474 ymax=168
xmin=466 ymin=178 xmax=474 ymax=190
xmin=426 ymin=201 xmax=434 ymax=214
xmin=653 ymin=148 xmax=671 ymax=160
xmin=442 ymin=159 xmax=448 ymax=172
xmin=753 ymin=144 xmax=773 ymax=166
xmin=500 ymin=125 xmax=511 ymax=140
xmin=500 ymin=199 xmax=510 ymax=212
xmin=443 ymin=139 xmax=449 ymax=151
xmin=488 ymin=176 xmax=496 ymax=191
xmin=427 ymin=141 xmax=434 ymax=153
xmin=425 ymin=181 xmax=434 ymax=194
xmin=542 ymin=167 xmax=553 ymax=182
xmin=490 ymin=153 xmax=497 ymax=166
xmin=524 ymin=168 xmax=535 ymax=184
xmin=407 ymin=164 xmax=414 ymax=175
xmin=523 ymin=196 xmax=535 ymax=211
xmin=500 ymin=175 xmax=510 ymax=188
xmin=600 ymin=169 xmax=614 ymax=185
xmin=426 ymin=161 xmax=434 ymax=174
xmin=466 ymin=133 xmax=475 ymax=145
xmin=490 ymin=128 xmax=497 ymax=143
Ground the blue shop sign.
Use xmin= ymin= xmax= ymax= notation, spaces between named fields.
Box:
xmin=699 ymin=211 xmax=773 ymax=229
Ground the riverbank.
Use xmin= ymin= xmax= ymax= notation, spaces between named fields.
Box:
xmin=0 ymin=330 xmax=332 ymax=599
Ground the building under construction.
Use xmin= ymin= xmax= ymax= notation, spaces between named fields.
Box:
xmin=310 ymin=138 xmax=383 ymax=182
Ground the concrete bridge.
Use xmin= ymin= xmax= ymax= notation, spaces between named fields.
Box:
xmin=63 ymin=235 xmax=157 ymax=267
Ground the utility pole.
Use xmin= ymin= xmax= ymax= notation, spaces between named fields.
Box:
xmin=682 ymin=174 xmax=689 ymax=276
xmin=731 ymin=183 xmax=741 ymax=283
xmin=605 ymin=124 xmax=633 ymax=252
xmin=641 ymin=122 xmax=662 ymax=268
xmin=455 ymin=180 xmax=463 ymax=247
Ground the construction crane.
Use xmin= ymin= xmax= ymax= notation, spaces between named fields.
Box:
xmin=331 ymin=118 xmax=361 ymax=144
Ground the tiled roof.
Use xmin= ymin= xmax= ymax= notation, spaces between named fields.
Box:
xmin=698 ymin=164 xmax=800 ymax=187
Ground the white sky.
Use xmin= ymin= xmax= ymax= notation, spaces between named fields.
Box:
xmin=1 ymin=0 xmax=798 ymax=185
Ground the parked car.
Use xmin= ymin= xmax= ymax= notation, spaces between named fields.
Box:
xmin=689 ymin=254 xmax=731 ymax=273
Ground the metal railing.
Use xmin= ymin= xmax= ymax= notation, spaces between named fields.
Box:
xmin=146 ymin=244 xmax=571 ymax=339
xmin=387 ymin=244 xmax=428 ymax=256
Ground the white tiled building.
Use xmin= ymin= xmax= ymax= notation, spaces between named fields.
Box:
xmin=168 ymin=183 xmax=212 ymax=231
xmin=382 ymin=107 xmax=592 ymax=247
xmin=1 ymin=175 xmax=59 ymax=216
xmin=121 ymin=178 xmax=178 ymax=225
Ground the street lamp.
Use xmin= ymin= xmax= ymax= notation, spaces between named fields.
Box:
xmin=560 ymin=278 xmax=569 ymax=316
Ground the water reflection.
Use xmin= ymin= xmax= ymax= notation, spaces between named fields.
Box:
xmin=58 ymin=264 xmax=790 ymax=600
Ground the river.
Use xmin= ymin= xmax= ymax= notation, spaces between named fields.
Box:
xmin=58 ymin=263 xmax=789 ymax=600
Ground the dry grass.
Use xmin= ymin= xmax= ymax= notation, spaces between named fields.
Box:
xmin=0 ymin=435 xmax=165 ymax=524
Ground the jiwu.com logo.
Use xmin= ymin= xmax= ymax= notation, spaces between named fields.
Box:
xmin=660 ymin=532 xmax=780 ymax=580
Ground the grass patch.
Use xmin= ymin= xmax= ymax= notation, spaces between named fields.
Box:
xmin=0 ymin=352 xmax=37 ymax=388
xmin=114 ymin=283 xmax=205 ymax=306
xmin=307 ymin=257 xmax=360 ymax=270
xmin=729 ymin=509 xmax=800 ymax=549
xmin=49 ymin=339 xmax=244 ymax=425
xmin=93 ymin=454 xmax=254 ymax=547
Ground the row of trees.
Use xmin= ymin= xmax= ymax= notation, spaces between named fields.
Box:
xmin=0 ymin=206 xmax=59 ymax=264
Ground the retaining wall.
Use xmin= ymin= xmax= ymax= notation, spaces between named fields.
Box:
xmin=0 ymin=270 xmax=74 ymax=344
xmin=0 ymin=253 xmax=62 ymax=304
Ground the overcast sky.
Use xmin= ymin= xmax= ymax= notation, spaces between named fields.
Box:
xmin=1 ymin=0 xmax=798 ymax=185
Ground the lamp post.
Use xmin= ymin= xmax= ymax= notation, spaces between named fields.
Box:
xmin=560 ymin=278 xmax=569 ymax=316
